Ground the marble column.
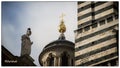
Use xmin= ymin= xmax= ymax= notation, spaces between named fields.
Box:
xmin=54 ymin=56 xmax=58 ymax=66
xmin=58 ymin=57 xmax=61 ymax=66
xmin=55 ymin=56 xmax=59 ymax=66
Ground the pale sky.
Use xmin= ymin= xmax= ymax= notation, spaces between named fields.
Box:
xmin=2 ymin=1 xmax=77 ymax=66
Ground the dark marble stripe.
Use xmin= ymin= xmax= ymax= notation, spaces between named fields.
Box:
xmin=78 ymin=2 xmax=85 ymax=4
xmin=75 ymin=43 xmax=117 ymax=60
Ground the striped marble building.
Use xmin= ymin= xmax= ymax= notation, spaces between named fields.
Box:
xmin=75 ymin=1 xmax=119 ymax=66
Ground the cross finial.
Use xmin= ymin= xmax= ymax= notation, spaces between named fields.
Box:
xmin=60 ymin=13 xmax=65 ymax=20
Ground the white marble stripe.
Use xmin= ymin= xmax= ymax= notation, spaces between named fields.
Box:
xmin=95 ymin=2 xmax=113 ymax=11
xmin=78 ymin=1 xmax=91 ymax=9
xmin=78 ymin=8 xmax=92 ymax=17
xmin=95 ymin=8 xmax=114 ymax=19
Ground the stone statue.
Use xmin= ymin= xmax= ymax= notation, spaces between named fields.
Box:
xmin=21 ymin=28 xmax=33 ymax=56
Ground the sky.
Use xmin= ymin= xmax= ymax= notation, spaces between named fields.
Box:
xmin=2 ymin=1 xmax=77 ymax=66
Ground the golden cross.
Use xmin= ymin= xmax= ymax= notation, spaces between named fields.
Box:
xmin=60 ymin=13 xmax=65 ymax=20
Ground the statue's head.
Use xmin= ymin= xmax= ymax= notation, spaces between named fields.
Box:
xmin=26 ymin=28 xmax=31 ymax=36
xmin=28 ymin=28 xmax=31 ymax=30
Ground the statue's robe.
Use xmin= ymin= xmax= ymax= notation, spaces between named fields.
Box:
xmin=21 ymin=34 xmax=32 ymax=56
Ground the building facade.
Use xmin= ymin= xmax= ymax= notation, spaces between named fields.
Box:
xmin=75 ymin=1 xmax=119 ymax=66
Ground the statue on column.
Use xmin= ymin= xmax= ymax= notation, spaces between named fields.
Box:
xmin=21 ymin=28 xmax=33 ymax=56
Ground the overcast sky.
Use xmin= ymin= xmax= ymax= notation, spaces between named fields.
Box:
xmin=2 ymin=1 xmax=77 ymax=66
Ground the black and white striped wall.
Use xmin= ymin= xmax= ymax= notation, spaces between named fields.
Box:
xmin=75 ymin=1 xmax=119 ymax=66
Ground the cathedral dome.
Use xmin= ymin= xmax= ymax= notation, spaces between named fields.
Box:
xmin=39 ymin=34 xmax=74 ymax=66
xmin=43 ymin=39 xmax=74 ymax=51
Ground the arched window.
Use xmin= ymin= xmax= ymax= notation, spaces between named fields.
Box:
xmin=61 ymin=51 xmax=69 ymax=66
xmin=47 ymin=53 xmax=54 ymax=66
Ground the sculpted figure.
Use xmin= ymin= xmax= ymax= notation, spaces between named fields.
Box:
xmin=21 ymin=28 xmax=33 ymax=56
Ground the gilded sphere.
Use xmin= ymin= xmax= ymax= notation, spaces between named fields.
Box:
xmin=59 ymin=21 xmax=66 ymax=33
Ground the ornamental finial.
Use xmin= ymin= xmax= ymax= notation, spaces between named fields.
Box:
xmin=59 ymin=13 xmax=66 ymax=33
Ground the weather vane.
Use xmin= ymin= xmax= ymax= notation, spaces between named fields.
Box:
xmin=59 ymin=13 xmax=66 ymax=34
